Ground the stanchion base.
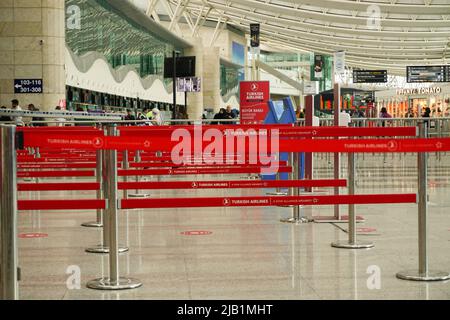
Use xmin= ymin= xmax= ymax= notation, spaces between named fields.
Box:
xmin=85 ymin=245 xmax=129 ymax=254
xmin=128 ymin=193 xmax=150 ymax=198
xmin=81 ymin=221 xmax=103 ymax=228
xmin=280 ymin=217 xmax=310 ymax=224
xmin=331 ymin=240 xmax=374 ymax=249
xmin=87 ymin=277 xmax=142 ymax=290
xmin=396 ymin=270 xmax=450 ymax=281
xmin=240 ymin=175 xmax=259 ymax=180
xmin=314 ymin=215 xmax=366 ymax=223
xmin=266 ymin=192 xmax=288 ymax=196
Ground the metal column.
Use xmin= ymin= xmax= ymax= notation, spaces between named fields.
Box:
xmin=87 ymin=125 xmax=142 ymax=290
xmin=0 ymin=125 xmax=19 ymax=300
xmin=396 ymin=122 xmax=450 ymax=281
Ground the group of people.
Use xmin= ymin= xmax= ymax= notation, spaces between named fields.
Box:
xmin=0 ymin=99 xmax=48 ymax=126
xmin=125 ymin=107 xmax=163 ymax=126
xmin=211 ymin=105 xmax=238 ymax=124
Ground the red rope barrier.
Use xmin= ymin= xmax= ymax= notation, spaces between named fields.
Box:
xmin=18 ymin=182 xmax=100 ymax=191
xmin=17 ymin=170 xmax=95 ymax=178
xmin=18 ymin=199 xmax=105 ymax=210
xmin=121 ymin=194 xmax=417 ymax=209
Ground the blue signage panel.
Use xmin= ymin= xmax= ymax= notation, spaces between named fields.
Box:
xmin=14 ymin=79 xmax=43 ymax=94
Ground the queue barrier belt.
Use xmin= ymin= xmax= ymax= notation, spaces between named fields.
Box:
xmin=17 ymin=179 xmax=346 ymax=191
xmin=17 ymin=194 xmax=416 ymax=211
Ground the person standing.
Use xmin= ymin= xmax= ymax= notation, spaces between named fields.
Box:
xmin=11 ymin=99 xmax=24 ymax=126
xmin=150 ymin=107 xmax=163 ymax=126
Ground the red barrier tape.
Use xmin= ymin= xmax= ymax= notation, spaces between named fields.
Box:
xmin=18 ymin=163 xmax=97 ymax=169
xmin=18 ymin=182 xmax=100 ymax=191
xmin=18 ymin=199 xmax=105 ymax=210
xmin=17 ymin=194 xmax=416 ymax=211
xmin=23 ymin=133 xmax=450 ymax=153
xmin=118 ymin=125 xmax=417 ymax=138
xmin=17 ymin=171 xmax=95 ymax=178
xmin=17 ymin=179 xmax=345 ymax=192
xmin=119 ymin=179 xmax=346 ymax=190
xmin=121 ymin=194 xmax=417 ymax=209
xmin=118 ymin=167 xmax=292 ymax=176
xmin=128 ymin=162 xmax=287 ymax=168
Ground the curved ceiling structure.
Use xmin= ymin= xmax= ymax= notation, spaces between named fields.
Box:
xmin=135 ymin=0 xmax=450 ymax=75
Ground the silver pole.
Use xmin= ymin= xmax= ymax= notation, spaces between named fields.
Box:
xmin=396 ymin=122 xmax=450 ymax=281
xmin=81 ymin=149 xmax=103 ymax=228
xmin=128 ymin=150 xmax=149 ymax=198
xmin=87 ymin=125 xmax=142 ymax=290
xmin=0 ymin=125 xmax=19 ymax=300
xmin=122 ymin=150 xmax=129 ymax=199
xmin=331 ymin=152 xmax=373 ymax=249
xmin=280 ymin=152 xmax=309 ymax=224
xmin=267 ymin=154 xmax=287 ymax=196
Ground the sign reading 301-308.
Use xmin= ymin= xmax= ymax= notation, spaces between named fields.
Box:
xmin=14 ymin=79 xmax=43 ymax=94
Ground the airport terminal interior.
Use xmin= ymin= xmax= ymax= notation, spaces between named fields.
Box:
xmin=0 ymin=0 xmax=450 ymax=301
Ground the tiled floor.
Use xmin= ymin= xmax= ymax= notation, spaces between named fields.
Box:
xmin=17 ymin=154 xmax=450 ymax=299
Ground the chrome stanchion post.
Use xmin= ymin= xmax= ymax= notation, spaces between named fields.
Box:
xmin=280 ymin=152 xmax=309 ymax=224
xmin=122 ymin=150 xmax=129 ymax=199
xmin=81 ymin=149 xmax=103 ymax=228
xmin=396 ymin=122 xmax=450 ymax=281
xmin=128 ymin=150 xmax=149 ymax=198
xmin=87 ymin=124 xmax=142 ymax=290
xmin=0 ymin=125 xmax=20 ymax=300
xmin=85 ymin=129 xmax=128 ymax=254
xmin=267 ymin=153 xmax=287 ymax=196
xmin=331 ymin=152 xmax=373 ymax=249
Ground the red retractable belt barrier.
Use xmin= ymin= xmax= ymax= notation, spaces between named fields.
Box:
xmin=17 ymin=193 xmax=416 ymax=211
xmin=18 ymin=182 xmax=100 ymax=191
xmin=121 ymin=194 xmax=417 ymax=209
xmin=128 ymin=162 xmax=288 ymax=168
xmin=118 ymin=125 xmax=416 ymax=138
xmin=22 ymin=131 xmax=450 ymax=153
xmin=119 ymin=179 xmax=346 ymax=190
xmin=18 ymin=163 xmax=97 ymax=169
xmin=118 ymin=166 xmax=292 ymax=176
xmin=16 ymin=166 xmax=291 ymax=178
xmin=17 ymin=179 xmax=345 ymax=192
xmin=18 ymin=199 xmax=105 ymax=210
xmin=17 ymin=170 xmax=95 ymax=178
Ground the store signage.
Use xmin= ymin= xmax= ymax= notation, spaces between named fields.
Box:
xmin=396 ymin=87 xmax=442 ymax=95
xmin=239 ymin=81 xmax=270 ymax=124
xmin=303 ymin=81 xmax=318 ymax=95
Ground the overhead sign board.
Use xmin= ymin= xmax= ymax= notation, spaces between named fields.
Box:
xmin=406 ymin=66 xmax=450 ymax=83
xmin=239 ymin=81 xmax=270 ymax=124
xmin=250 ymin=24 xmax=260 ymax=47
xmin=353 ymin=70 xmax=387 ymax=83
xmin=14 ymin=79 xmax=43 ymax=94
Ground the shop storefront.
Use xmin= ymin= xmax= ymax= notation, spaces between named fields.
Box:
xmin=375 ymin=85 xmax=450 ymax=118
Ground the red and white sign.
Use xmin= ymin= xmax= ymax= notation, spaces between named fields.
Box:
xmin=180 ymin=230 xmax=212 ymax=236
xmin=357 ymin=227 xmax=377 ymax=233
xmin=19 ymin=233 xmax=48 ymax=239
xmin=239 ymin=81 xmax=270 ymax=124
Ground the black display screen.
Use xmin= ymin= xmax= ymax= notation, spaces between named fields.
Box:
xmin=164 ymin=56 xmax=196 ymax=78
xmin=406 ymin=65 xmax=450 ymax=83
xmin=353 ymin=70 xmax=387 ymax=83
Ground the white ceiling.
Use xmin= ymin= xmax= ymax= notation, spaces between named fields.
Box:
xmin=131 ymin=0 xmax=450 ymax=74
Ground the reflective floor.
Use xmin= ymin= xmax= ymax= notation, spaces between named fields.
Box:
xmin=17 ymin=153 xmax=450 ymax=300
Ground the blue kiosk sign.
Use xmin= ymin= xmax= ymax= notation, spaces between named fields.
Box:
xmin=14 ymin=79 xmax=43 ymax=94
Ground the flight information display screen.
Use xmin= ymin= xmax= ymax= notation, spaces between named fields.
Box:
xmin=406 ymin=65 xmax=450 ymax=83
xmin=353 ymin=70 xmax=388 ymax=83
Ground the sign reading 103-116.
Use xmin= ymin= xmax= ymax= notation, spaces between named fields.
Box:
xmin=14 ymin=79 xmax=43 ymax=94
